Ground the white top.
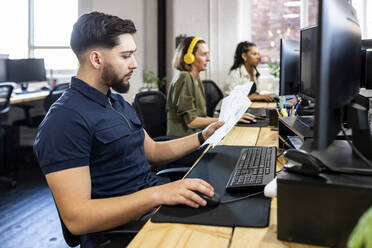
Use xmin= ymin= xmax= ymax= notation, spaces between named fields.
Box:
xmin=222 ymin=65 xmax=257 ymax=97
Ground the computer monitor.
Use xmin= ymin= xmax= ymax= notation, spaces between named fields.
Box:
xmin=299 ymin=25 xmax=318 ymax=103
xmin=313 ymin=0 xmax=361 ymax=150
xmin=361 ymin=39 xmax=372 ymax=89
xmin=0 ymin=59 xmax=7 ymax=82
xmin=6 ymin=58 xmax=46 ymax=90
xmin=279 ymin=39 xmax=300 ymax=95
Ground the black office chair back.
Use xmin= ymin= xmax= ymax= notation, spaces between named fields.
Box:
xmin=202 ymin=80 xmax=223 ymax=117
xmin=57 ymin=208 xmax=81 ymax=247
xmin=0 ymin=84 xmax=13 ymax=123
xmin=133 ymin=91 xmax=167 ymax=138
xmin=43 ymin=83 xmax=70 ymax=112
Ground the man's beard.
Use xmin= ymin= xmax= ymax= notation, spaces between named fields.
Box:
xmin=102 ymin=64 xmax=131 ymax=93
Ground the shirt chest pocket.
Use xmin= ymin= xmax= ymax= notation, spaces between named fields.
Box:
xmin=95 ymin=123 xmax=132 ymax=144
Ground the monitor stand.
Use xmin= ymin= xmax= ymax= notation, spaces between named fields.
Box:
xmin=301 ymin=139 xmax=372 ymax=175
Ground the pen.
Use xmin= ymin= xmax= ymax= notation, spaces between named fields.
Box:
xmin=291 ymin=105 xmax=295 ymax=117
xmin=293 ymin=100 xmax=302 ymax=116
xmin=254 ymin=116 xmax=268 ymax=120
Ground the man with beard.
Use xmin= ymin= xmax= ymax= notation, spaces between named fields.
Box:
xmin=34 ymin=12 xmax=223 ymax=248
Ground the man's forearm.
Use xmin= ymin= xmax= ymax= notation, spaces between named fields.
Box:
xmin=149 ymin=133 xmax=201 ymax=164
xmin=62 ymin=186 xmax=161 ymax=235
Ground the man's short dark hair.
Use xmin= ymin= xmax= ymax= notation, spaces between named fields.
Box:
xmin=70 ymin=11 xmax=136 ymax=62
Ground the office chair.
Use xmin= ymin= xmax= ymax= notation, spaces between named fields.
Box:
xmin=202 ymin=80 xmax=224 ymax=117
xmin=133 ymin=91 xmax=176 ymax=141
xmin=13 ymin=83 xmax=70 ymax=128
xmin=0 ymin=83 xmax=17 ymax=188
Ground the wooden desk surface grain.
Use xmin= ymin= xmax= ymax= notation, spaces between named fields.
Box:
xmin=128 ymin=102 xmax=325 ymax=248
xmin=10 ymin=91 xmax=49 ymax=105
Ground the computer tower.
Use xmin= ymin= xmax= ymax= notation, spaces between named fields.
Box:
xmin=277 ymin=171 xmax=372 ymax=247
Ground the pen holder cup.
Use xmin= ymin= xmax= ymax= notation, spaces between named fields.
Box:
xmin=268 ymin=108 xmax=279 ymax=127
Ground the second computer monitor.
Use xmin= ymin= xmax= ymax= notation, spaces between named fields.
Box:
xmin=279 ymin=39 xmax=300 ymax=95
xmin=300 ymin=25 xmax=318 ymax=102
xmin=361 ymin=39 xmax=372 ymax=89
xmin=6 ymin=58 xmax=46 ymax=83
xmin=0 ymin=59 xmax=7 ymax=82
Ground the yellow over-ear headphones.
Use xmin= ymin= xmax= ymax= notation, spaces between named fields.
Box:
xmin=183 ymin=37 xmax=202 ymax=64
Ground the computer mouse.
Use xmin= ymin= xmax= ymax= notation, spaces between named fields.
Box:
xmin=283 ymin=149 xmax=327 ymax=176
xmin=195 ymin=192 xmax=220 ymax=207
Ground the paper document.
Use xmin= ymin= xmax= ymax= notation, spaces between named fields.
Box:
xmin=203 ymin=82 xmax=252 ymax=147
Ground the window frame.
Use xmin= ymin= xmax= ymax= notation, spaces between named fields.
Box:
xmin=28 ymin=0 xmax=77 ymax=74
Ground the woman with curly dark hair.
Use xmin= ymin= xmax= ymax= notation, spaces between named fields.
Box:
xmin=223 ymin=41 xmax=274 ymax=102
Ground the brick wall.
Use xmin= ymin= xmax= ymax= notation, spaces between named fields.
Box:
xmin=251 ymin=0 xmax=318 ymax=63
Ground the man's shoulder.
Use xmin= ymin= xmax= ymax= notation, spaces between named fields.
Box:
xmin=42 ymin=90 xmax=97 ymax=129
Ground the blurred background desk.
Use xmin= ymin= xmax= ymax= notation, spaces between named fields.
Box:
xmin=10 ymin=90 xmax=49 ymax=105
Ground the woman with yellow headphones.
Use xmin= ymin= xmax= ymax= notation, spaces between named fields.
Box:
xmin=166 ymin=36 xmax=254 ymax=137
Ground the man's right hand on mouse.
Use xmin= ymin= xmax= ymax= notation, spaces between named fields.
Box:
xmin=153 ymin=178 xmax=214 ymax=208
xmin=238 ymin=113 xmax=256 ymax=124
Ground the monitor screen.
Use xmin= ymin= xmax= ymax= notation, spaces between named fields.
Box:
xmin=300 ymin=25 xmax=318 ymax=101
xmin=279 ymin=39 xmax=300 ymax=95
xmin=313 ymin=0 xmax=361 ymax=150
xmin=0 ymin=59 xmax=7 ymax=82
xmin=361 ymin=39 xmax=372 ymax=89
xmin=6 ymin=58 xmax=46 ymax=83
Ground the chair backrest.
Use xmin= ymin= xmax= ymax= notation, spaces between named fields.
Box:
xmin=58 ymin=208 xmax=81 ymax=247
xmin=202 ymin=80 xmax=224 ymax=117
xmin=43 ymin=83 xmax=70 ymax=112
xmin=0 ymin=83 xmax=13 ymax=123
xmin=133 ymin=91 xmax=167 ymax=138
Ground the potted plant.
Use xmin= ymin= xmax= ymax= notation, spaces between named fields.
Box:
xmin=266 ymin=61 xmax=279 ymax=78
xmin=140 ymin=71 xmax=167 ymax=94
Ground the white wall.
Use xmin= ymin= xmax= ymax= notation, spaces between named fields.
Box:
xmin=78 ymin=0 xmax=252 ymax=99
xmin=78 ymin=0 xmax=158 ymax=102
xmin=166 ymin=0 xmax=252 ymax=89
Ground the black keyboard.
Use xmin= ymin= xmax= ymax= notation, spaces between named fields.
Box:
xmin=297 ymin=116 xmax=314 ymax=128
xmin=226 ymin=146 xmax=277 ymax=192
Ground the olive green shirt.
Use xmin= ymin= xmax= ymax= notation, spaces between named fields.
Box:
xmin=166 ymin=71 xmax=207 ymax=136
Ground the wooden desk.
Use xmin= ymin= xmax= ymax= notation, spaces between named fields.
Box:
xmin=10 ymin=91 xmax=49 ymax=105
xmin=128 ymin=102 xmax=324 ymax=248
xmin=10 ymin=90 xmax=49 ymax=104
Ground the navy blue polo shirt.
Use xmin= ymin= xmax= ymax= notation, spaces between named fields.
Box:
xmin=34 ymin=77 xmax=159 ymax=199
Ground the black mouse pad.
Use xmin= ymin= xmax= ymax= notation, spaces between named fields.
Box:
xmin=236 ymin=119 xmax=270 ymax=127
xmin=151 ymin=145 xmax=271 ymax=227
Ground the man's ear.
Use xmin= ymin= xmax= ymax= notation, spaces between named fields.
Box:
xmin=89 ymin=50 xmax=103 ymax=70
